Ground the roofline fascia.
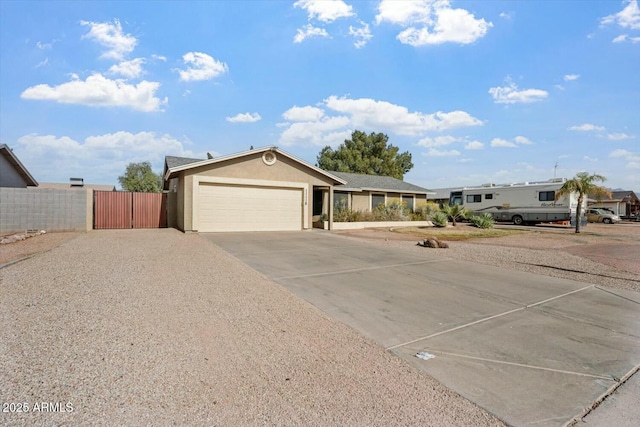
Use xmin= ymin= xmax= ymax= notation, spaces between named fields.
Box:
xmin=359 ymin=186 xmax=435 ymax=195
xmin=0 ymin=144 xmax=38 ymax=186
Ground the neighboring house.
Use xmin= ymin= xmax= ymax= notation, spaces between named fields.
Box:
xmin=163 ymin=146 xmax=433 ymax=233
xmin=330 ymin=171 xmax=433 ymax=213
xmin=0 ymin=144 xmax=38 ymax=188
xmin=588 ymin=190 xmax=640 ymax=218
xmin=427 ymin=187 xmax=462 ymax=207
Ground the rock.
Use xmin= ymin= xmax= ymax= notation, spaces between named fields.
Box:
xmin=40 ymin=230 xmax=47 ymax=234
xmin=417 ymin=237 xmax=449 ymax=249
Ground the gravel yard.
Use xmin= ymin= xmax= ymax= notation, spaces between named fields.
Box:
xmin=0 ymin=229 xmax=503 ymax=426
xmin=338 ymin=223 xmax=640 ymax=293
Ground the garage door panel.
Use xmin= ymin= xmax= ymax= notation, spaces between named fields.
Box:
xmin=199 ymin=183 xmax=302 ymax=232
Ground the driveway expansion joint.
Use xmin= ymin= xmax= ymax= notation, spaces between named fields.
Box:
xmin=386 ymin=284 xmax=595 ymax=350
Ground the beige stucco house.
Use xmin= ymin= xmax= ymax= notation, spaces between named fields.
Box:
xmin=163 ymin=146 xmax=432 ymax=232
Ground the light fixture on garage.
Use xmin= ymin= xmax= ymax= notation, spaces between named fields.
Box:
xmin=262 ymin=151 xmax=277 ymax=166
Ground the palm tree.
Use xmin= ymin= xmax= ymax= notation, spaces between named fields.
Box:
xmin=555 ymin=172 xmax=611 ymax=233
xmin=441 ymin=204 xmax=470 ymax=226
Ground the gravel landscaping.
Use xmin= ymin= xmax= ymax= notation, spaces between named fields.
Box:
xmin=1 ymin=229 xmax=503 ymax=426
xmin=338 ymin=223 xmax=640 ymax=294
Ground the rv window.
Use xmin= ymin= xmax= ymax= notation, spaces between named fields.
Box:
xmin=485 ymin=194 xmax=493 ymax=200
xmin=466 ymin=194 xmax=481 ymax=203
xmin=539 ymin=191 xmax=555 ymax=201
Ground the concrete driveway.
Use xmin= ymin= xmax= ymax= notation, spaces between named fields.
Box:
xmin=205 ymin=231 xmax=640 ymax=427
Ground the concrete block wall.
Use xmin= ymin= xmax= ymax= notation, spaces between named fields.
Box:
xmin=0 ymin=187 xmax=92 ymax=234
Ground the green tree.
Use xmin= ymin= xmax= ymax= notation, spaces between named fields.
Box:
xmin=316 ymin=130 xmax=413 ymax=179
xmin=441 ymin=204 xmax=470 ymax=226
xmin=555 ymin=172 xmax=611 ymax=233
xmin=118 ymin=162 xmax=162 ymax=193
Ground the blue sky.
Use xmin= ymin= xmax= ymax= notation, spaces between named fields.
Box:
xmin=1 ymin=0 xmax=638 ymax=191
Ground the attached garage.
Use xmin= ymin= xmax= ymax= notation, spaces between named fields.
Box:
xmin=198 ymin=183 xmax=303 ymax=232
xmin=164 ymin=147 xmax=346 ymax=233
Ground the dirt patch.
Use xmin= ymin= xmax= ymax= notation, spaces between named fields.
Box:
xmin=0 ymin=232 xmax=81 ymax=266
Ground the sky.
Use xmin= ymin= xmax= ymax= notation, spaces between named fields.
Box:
xmin=0 ymin=0 xmax=638 ymax=191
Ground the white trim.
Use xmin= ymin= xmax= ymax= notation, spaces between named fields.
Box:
xmin=361 ymin=187 xmax=434 ymax=195
xmin=192 ymin=175 xmax=309 ymax=232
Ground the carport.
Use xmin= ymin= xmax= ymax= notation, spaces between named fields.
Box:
xmin=205 ymin=231 xmax=640 ymax=427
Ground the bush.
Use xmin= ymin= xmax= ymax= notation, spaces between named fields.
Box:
xmin=372 ymin=201 xmax=409 ymax=221
xmin=431 ymin=211 xmax=448 ymax=227
xmin=413 ymin=202 xmax=441 ymax=221
xmin=469 ymin=213 xmax=495 ymax=229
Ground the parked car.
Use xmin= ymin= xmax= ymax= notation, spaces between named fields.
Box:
xmin=586 ymin=208 xmax=621 ymax=224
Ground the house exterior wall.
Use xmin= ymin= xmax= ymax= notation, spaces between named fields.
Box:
xmin=0 ymin=187 xmax=92 ymax=233
xmin=175 ymin=152 xmax=336 ymax=232
xmin=351 ymin=192 xmax=370 ymax=211
xmin=0 ymin=154 xmax=30 ymax=188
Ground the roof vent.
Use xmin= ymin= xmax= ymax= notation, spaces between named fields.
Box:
xmin=70 ymin=177 xmax=84 ymax=187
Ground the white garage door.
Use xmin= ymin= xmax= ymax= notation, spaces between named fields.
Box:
xmin=198 ymin=183 xmax=303 ymax=232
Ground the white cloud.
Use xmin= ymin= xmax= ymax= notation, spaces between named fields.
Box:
xmin=583 ymin=156 xmax=599 ymax=162
xmin=610 ymin=148 xmax=640 ymax=170
xmin=568 ymin=123 xmax=606 ymax=132
xmin=563 ymin=74 xmax=580 ymax=81
xmin=465 ymin=140 xmax=484 ymax=150
xmin=80 ymin=19 xmax=137 ymax=60
xmin=499 ymin=12 xmax=513 ymax=20
xmin=601 ymin=0 xmax=640 ymax=30
xmin=15 ymin=131 xmax=196 ymax=183
xmin=514 ymin=136 xmax=533 ymax=145
xmin=279 ymin=117 xmax=351 ymax=146
xmin=489 ymin=79 xmax=548 ymax=104
xmin=349 ymin=22 xmax=373 ymax=48
xmin=555 ymin=84 xmax=565 ymax=91
xmin=294 ymin=24 xmax=329 ymax=43
xmin=376 ymin=0 xmax=492 ymax=46
xmin=151 ymin=54 xmax=167 ymax=61
xmin=109 ymin=58 xmax=145 ymax=78
xmin=35 ymin=58 xmax=49 ymax=68
xmin=278 ymin=96 xmax=483 ymax=147
xmin=176 ymin=52 xmax=228 ymax=82
xmin=21 ymin=73 xmax=166 ymax=112
xmin=294 ymin=0 xmax=354 ymax=23
xmin=282 ymin=105 xmax=325 ymax=121
xmin=415 ymin=135 xmax=459 ymax=147
xmin=612 ymin=34 xmax=640 ymax=43
xmin=491 ymin=138 xmax=517 ymax=148
xmin=423 ymin=148 xmax=460 ymax=157
xmin=324 ymin=95 xmax=483 ymax=135
xmin=226 ymin=112 xmax=262 ymax=123
xmin=36 ymin=40 xmax=53 ymax=50
xmin=607 ymin=132 xmax=633 ymax=140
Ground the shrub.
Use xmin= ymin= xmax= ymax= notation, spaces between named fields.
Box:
xmin=431 ymin=211 xmax=448 ymax=227
xmin=469 ymin=213 xmax=495 ymax=229
xmin=372 ymin=201 xmax=409 ymax=221
xmin=413 ymin=202 xmax=441 ymax=221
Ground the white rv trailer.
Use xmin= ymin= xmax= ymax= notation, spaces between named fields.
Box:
xmin=449 ymin=178 xmax=586 ymax=225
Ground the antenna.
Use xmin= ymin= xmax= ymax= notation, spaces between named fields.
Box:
xmin=553 ymin=162 xmax=558 ymax=179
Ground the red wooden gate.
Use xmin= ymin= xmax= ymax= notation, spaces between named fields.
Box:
xmin=94 ymin=191 xmax=166 ymax=229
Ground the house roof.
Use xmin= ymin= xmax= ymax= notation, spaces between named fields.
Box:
xmin=0 ymin=144 xmax=38 ymax=186
xmin=331 ymin=171 xmax=433 ymax=194
xmin=163 ymin=146 xmax=346 ymax=185
xmin=38 ymin=182 xmax=116 ymax=191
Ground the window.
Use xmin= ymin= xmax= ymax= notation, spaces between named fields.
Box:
xmin=466 ymin=194 xmax=481 ymax=203
xmin=539 ymin=191 xmax=555 ymax=201
xmin=401 ymin=195 xmax=414 ymax=212
xmin=313 ymin=189 xmax=323 ymax=216
xmin=371 ymin=193 xmax=385 ymax=210
xmin=334 ymin=192 xmax=348 ymax=210
xmin=485 ymin=194 xmax=493 ymax=200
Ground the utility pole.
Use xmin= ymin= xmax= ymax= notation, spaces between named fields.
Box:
xmin=554 ymin=162 xmax=558 ymax=179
